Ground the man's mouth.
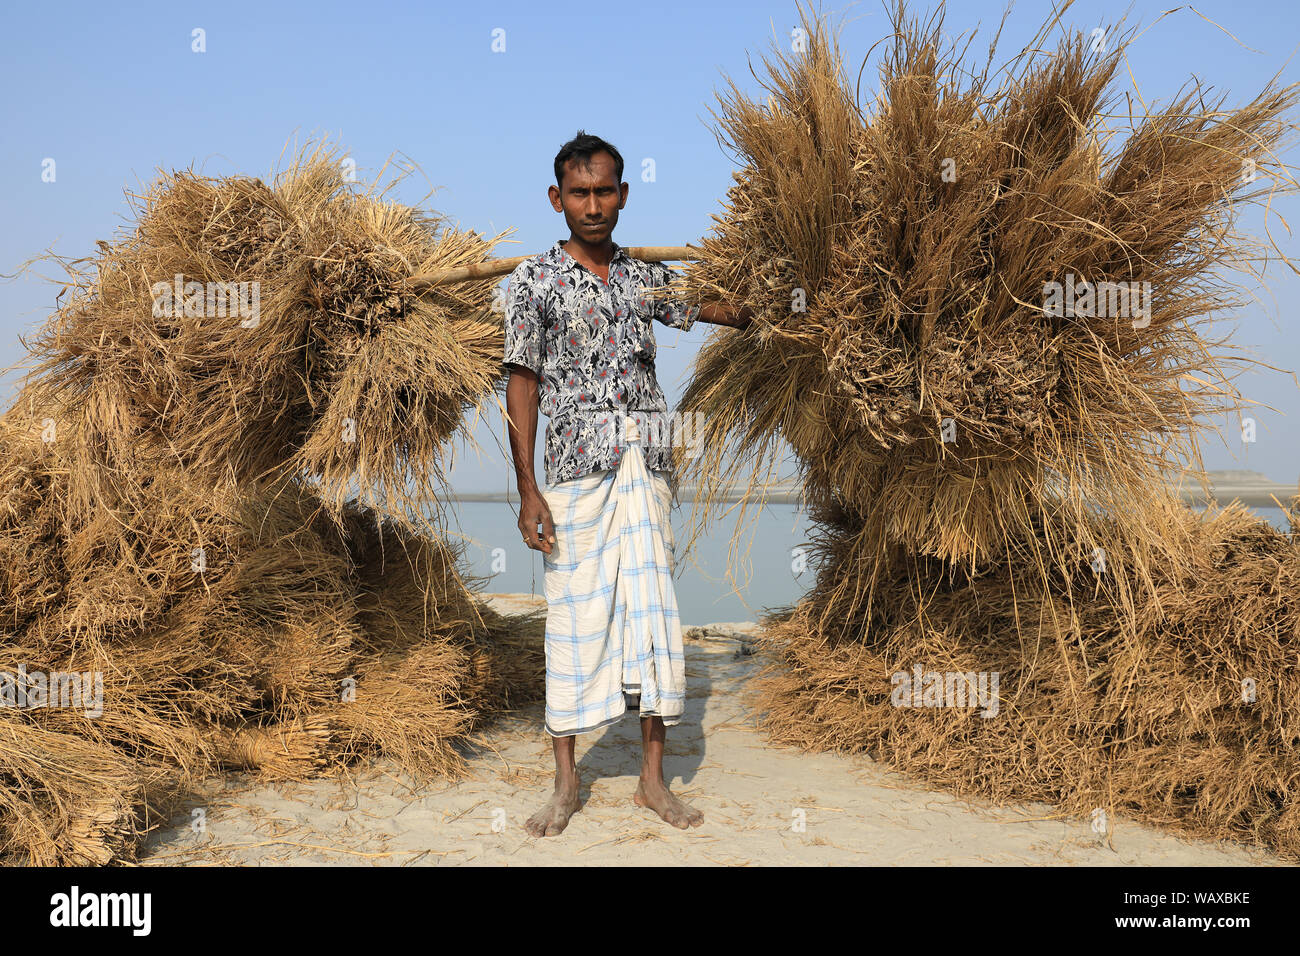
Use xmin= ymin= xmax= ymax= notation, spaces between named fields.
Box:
xmin=583 ymin=222 xmax=605 ymax=229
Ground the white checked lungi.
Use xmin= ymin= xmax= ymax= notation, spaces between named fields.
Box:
xmin=540 ymin=420 xmax=686 ymax=737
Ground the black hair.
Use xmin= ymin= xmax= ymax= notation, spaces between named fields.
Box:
xmin=553 ymin=130 xmax=624 ymax=189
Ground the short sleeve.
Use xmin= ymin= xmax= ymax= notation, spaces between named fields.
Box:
xmin=503 ymin=261 xmax=545 ymax=375
xmin=641 ymin=260 xmax=699 ymax=332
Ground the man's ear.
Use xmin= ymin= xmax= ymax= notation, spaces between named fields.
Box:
xmin=548 ymin=184 xmax=563 ymax=212
xmin=619 ymin=182 xmax=629 ymax=209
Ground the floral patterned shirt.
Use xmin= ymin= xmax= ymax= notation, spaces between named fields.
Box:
xmin=503 ymin=239 xmax=700 ymax=487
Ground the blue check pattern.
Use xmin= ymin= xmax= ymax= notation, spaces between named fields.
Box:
xmin=540 ymin=439 xmax=686 ymax=737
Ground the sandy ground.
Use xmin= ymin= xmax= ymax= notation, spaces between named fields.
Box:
xmin=140 ymin=593 xmax=1285 ymax=866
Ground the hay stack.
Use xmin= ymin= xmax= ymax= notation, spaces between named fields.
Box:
xmin=753 ymin=492 xmax=1300 ymax=856
xmin=677 ymin=2 xmax=1300 ymax=858
xmin=0 ymin=145 xmax=543 ymax=864
xmin=18 ymin=142 xmax=509 ymax=532
xmin=0 ymin=405 xmax=543 ymax=864
xmin=675 ymin=0 xmax=1296 ymax=624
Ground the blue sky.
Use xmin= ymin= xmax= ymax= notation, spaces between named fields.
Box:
xmin=2 ymin=0 xmax=1298 ymax=495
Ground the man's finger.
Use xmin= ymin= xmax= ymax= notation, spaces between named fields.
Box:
xmin=522 ymin=514 xmax=544 ymax=551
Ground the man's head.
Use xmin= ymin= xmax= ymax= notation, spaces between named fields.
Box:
xmin=549 ymin=131 xmax=628 ymax=245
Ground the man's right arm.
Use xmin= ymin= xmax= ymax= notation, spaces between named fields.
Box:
xmin=502 ymin=264 xmax=555 ymax=554
xmin=505 ymin=365 xmax=541 ymax=494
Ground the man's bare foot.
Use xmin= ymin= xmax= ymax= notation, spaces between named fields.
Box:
xmin=633 ymin=776 xmax=704 ymax=829
xmin=525 ymin=772 xmax=582 ymax=837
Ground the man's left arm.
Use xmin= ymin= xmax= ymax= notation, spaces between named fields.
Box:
xmin=643 ymin=260 xmax=754 ymax=330
xmin=694 ymin=302 xmax=754 ymax=328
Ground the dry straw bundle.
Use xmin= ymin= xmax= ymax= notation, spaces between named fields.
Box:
xmin=756 ymin=491 xmax=1300 ymax=856
xmin=0 ymin=404 xmax=543 ymax=864
xmin=19 ymin=142 xmax=508 ymax=533
xmin=676 ymin=1 xmax=1297 ymax=625
xmin=676 ymin=2 xmax=1300 ymax=857
xmin=0 ymin=146 xmax=543 ymax=864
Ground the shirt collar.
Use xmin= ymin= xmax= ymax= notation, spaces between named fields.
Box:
xmin=554 ymin=239 xmax=630 ymax=276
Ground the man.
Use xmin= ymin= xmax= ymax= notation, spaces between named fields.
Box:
xmin=503 ymin=131 xmax=752 ymax=837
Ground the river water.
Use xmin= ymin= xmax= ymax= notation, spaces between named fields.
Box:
xmin=441 ymin=502 xmax=1293 ymax=626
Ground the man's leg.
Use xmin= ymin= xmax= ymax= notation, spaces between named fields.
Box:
xmin=525 ymin=733 xmax=582 ymax=837
xmin=633 ymin=715 xmax=704 ymax=828
xmin=526 ymin=476 xmax=587 ymax=839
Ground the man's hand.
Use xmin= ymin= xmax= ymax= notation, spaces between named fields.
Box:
xmin=518 ymin=488 xmax=556 ymax=555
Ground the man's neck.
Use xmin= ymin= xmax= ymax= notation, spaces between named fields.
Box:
xmin=560 ymin=234 xmax=615 ymax=269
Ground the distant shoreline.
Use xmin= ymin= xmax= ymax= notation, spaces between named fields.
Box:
xmin=447 ymin=469 xmax=1298 ymax=508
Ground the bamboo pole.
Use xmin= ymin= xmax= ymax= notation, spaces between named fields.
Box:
xmin=407 ymin=245 xmax=699 ymax=290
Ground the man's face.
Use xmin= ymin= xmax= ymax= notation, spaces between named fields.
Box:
xmin=549 ymin=151 xmax=628 ymax=244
